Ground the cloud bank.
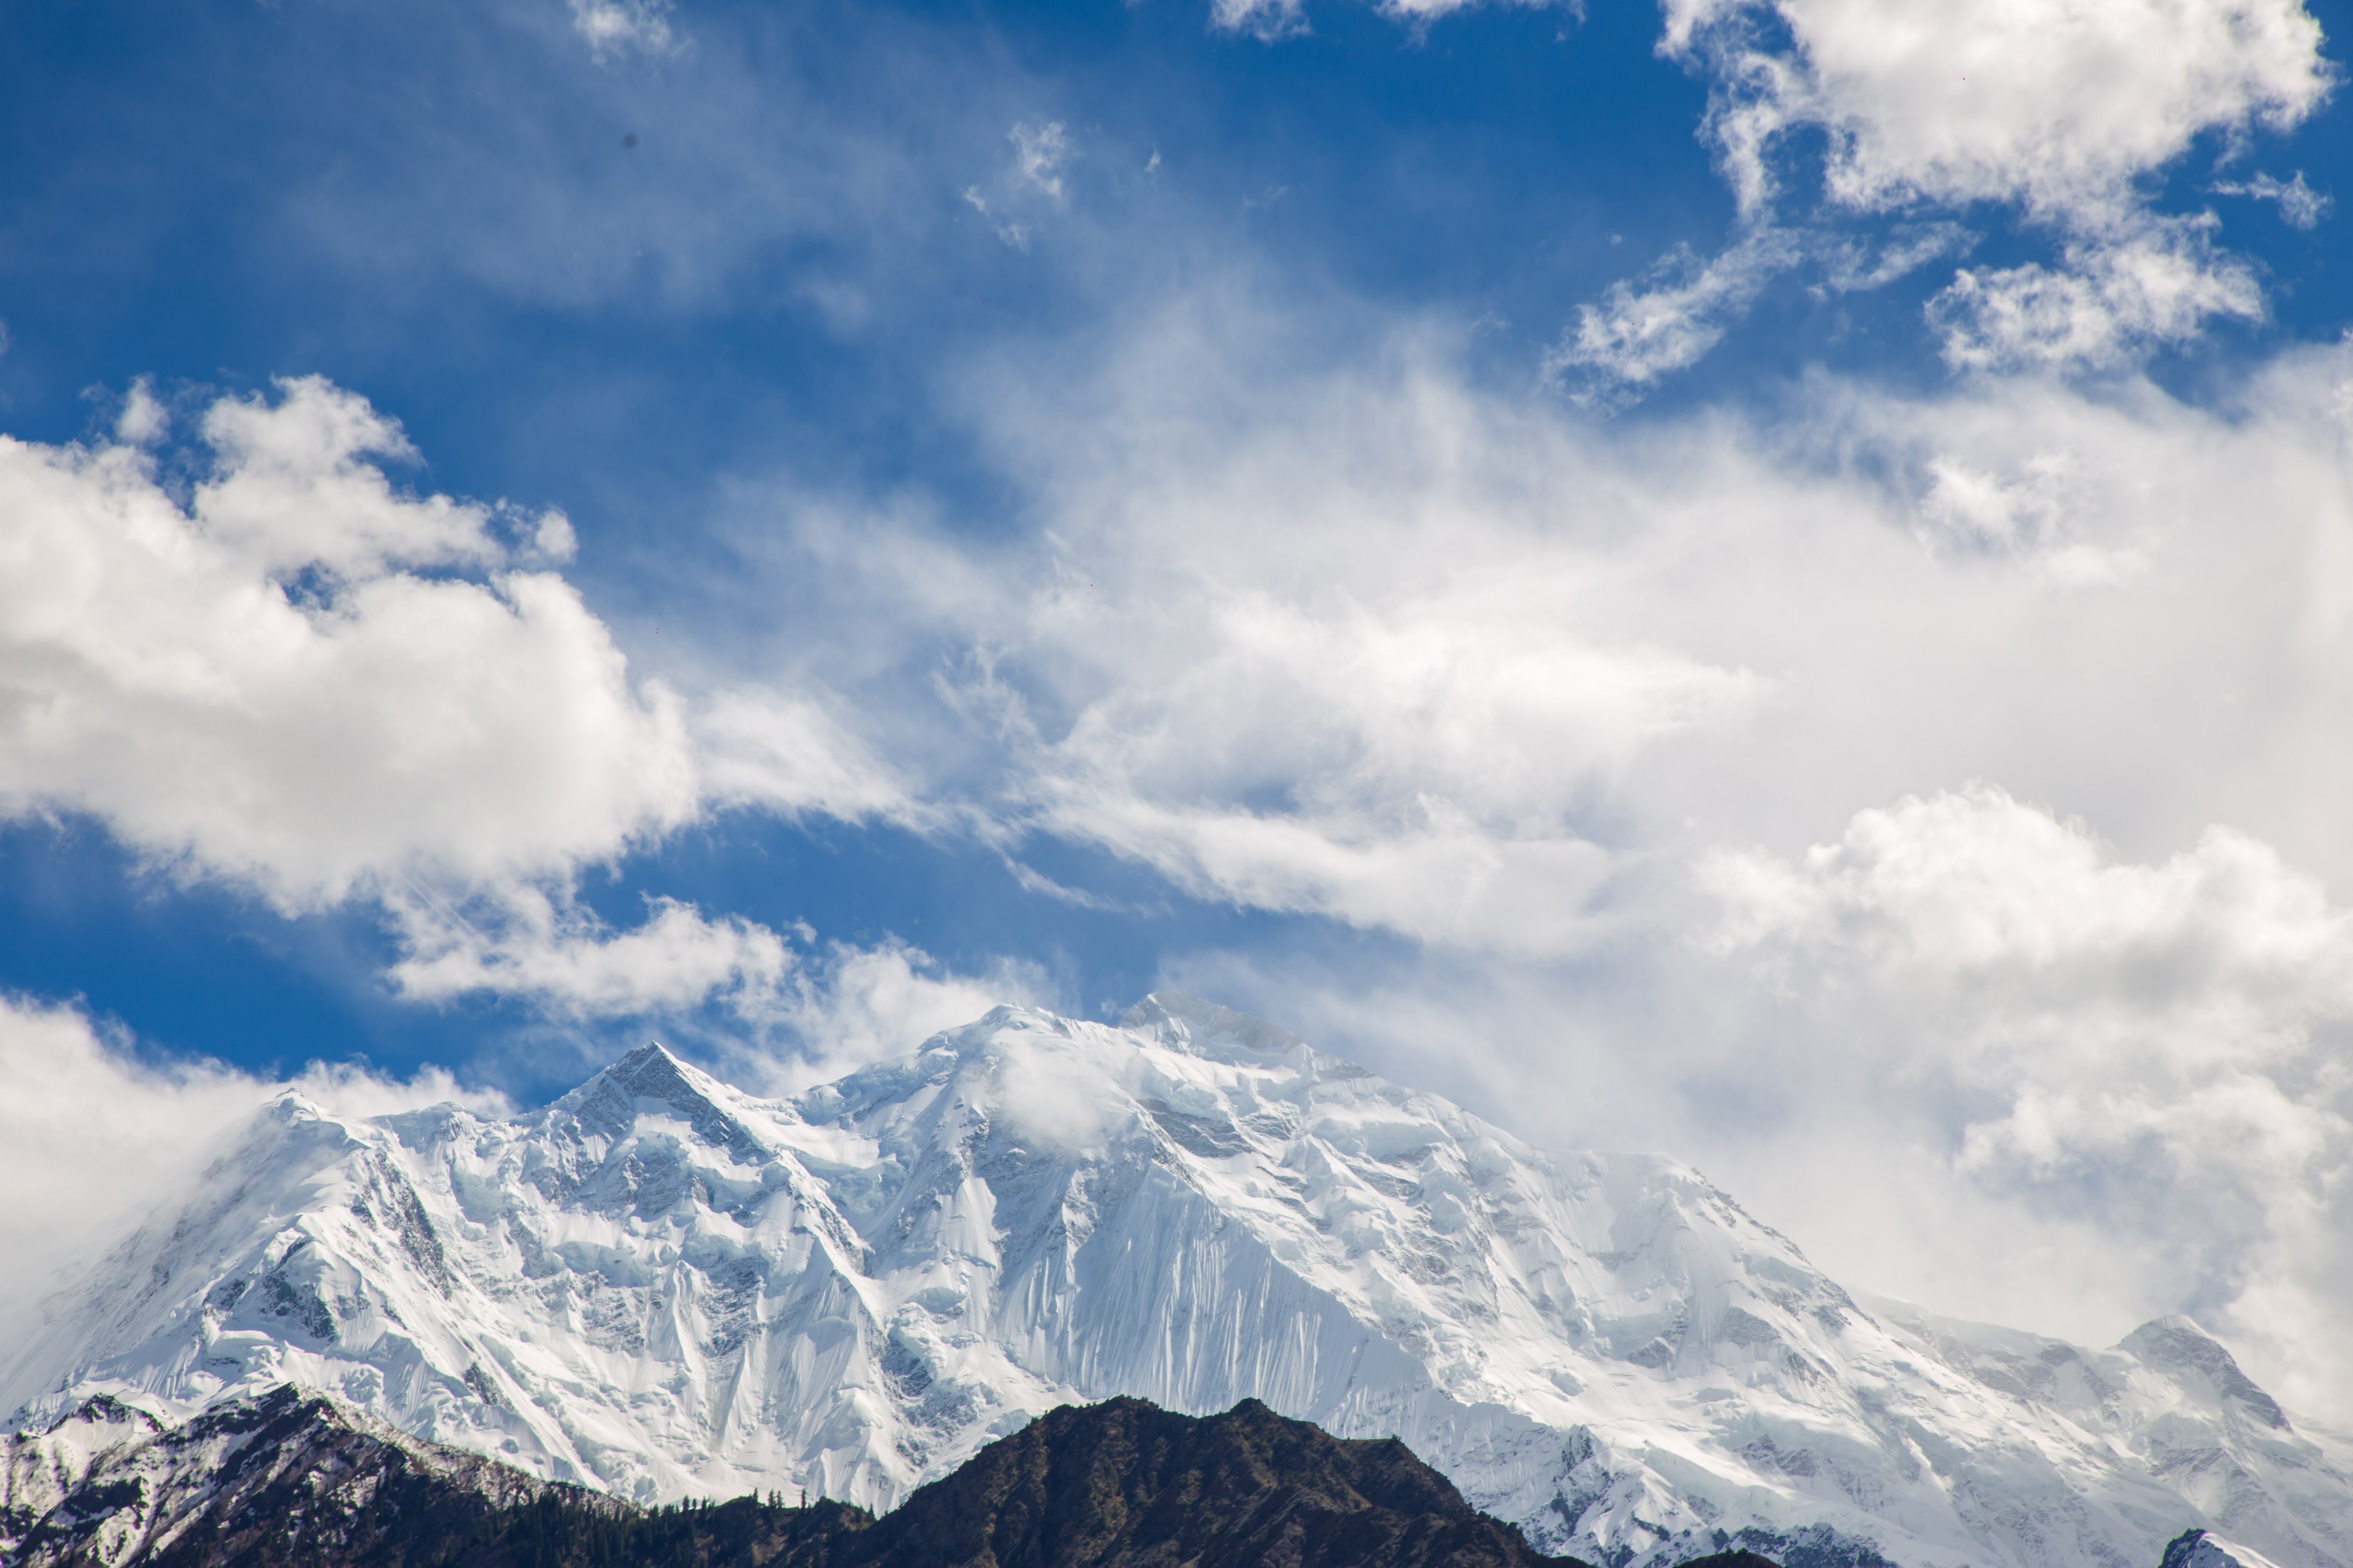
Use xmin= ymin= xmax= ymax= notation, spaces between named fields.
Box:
xmin=705 ymin=289 xmax=2353 ymax=1406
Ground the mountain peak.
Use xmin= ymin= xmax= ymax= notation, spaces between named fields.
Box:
xmin=6 ymin=1391 xmax=1593 ymax=1568
xmin=1118 ymin=990 xmax=1307 ymax=1061
xmin=2119 ymin=1317 xmax=2290 ymax=1430
xmin=850 ymin=1395 xmax=1591 ymax=1568
xmin=558 ymin=1039 xmax=771 ymax=1163
xmin=14 ymin=997 xmax=2349 ymax=1568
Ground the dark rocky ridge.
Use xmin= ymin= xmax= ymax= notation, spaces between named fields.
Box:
xmin=812 ymin=1394 xmax=1594 ymax=1568
xmin=3 ymin=1386 xmax=549 ymax=1568
xmin=5 ymin=1391 xmax=1635 ymax=1568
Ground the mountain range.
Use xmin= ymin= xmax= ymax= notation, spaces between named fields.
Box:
xmin=4 ymin=994 xmax=2345 ymax=1568
xmin=2 ymin=1388 xmax=1601 ymax=1568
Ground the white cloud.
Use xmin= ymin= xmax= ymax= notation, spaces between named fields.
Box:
xmin=1929 ymin=219 xmax=2265 ymax=372
xmin=1011 ymin=121 xmax=1071 ymax=201
xmin=0 ymin=376 xmax=912 ymax=1022
xmin=1701 ymin=784 xmax=2353 ymax=1409
xmin=964 ymin=186 xmax=1031 ymax=251
xmin=385 ymin=886 xmax=795 ymax=1020
xmin=822 ymin=309 xmax=2353 ymax=978
xmin=694 ymin=685 xmax=921 ymax=820
xmin=1208 ymin=0 xmax=1562 ymax=38
xmin=883 ymin=322 xmax=1786 ymax=951
xmin=1565 ymin=0 xmax=2334 ymax=384
xmin=566 ymin=0 xmax=675 ymax=58
xmin=114 ymin=379 xmax=168 ymax=447
xmin=774 ymin=301 xmax=2353 ymax=1404
xmin=962 ymin=299 xmax=2353 ymax=843
xmin=1663 ymin=0 xmax=2332 ymax=225
xmin=1019 ymin=572 xmax=1758 ymax=948
xmin=2214 ymin=169 xmax=2334 ymax=230
xmin=752 ymin=939 xmax=1053 ymax=1089
xmin=1045 ymin=791 xmax=1621 ymax=952
xmin=0 ymin=376 xmax=696 ymax=905
xmin=964 ymin=121 xmax=1081 ymax=250
xmin=1545 ymin=231 xmax=1799 ymax=397
xmin=379 ymin=877 xmax=1037 ymax=1071
xmin=1208 ymin=0 xmax=1313 ymax=39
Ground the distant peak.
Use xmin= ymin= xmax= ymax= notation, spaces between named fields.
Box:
xmin=617 ymin=1039 xmax=682 ymax=1068
xmin=605 ymin=1040 xmax=711 ymax=1096
xmin=1119 ymin=992 xmax=1307 ymax=1060
xmin=2121 ymin=1317 xmax=2289 ymax=1430
xmin=565 ymin=1041 xmax=768 ymax=1162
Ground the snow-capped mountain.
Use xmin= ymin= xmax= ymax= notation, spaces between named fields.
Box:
xmin=1 ymin=1386 xmax=552 ymax=1567
xmin=5 ymin=995 xmax=2347 ymax=1568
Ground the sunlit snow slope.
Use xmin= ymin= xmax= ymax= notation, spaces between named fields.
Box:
xmin=5 ymin=995 xmax=2347 ymax=1568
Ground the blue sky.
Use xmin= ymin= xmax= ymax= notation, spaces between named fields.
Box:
xmin=6 ymin=0 xmax=2353 ymax=1410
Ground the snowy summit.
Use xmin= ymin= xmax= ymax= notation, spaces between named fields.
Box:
xmin=5 ymin=996 xmax=2344 ymax=1568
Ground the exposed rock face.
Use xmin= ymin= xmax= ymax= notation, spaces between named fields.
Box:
xmin=0 ymin=1392 xmax=1589 ymax=1568
xmin=2159 ymin=1530 xmax=2295 ymax=1568
xmin=825 ymin=1395 xmax=1587 ymax=1568
xmin=0 ymin=1385 xmax=554 ymax=1567
xmin=6 ymin=995 xmax=2349 ymax=1568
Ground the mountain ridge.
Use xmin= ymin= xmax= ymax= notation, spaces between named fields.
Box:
xmin=1 ymin=1389 xmax=1598 ymax=1568
xmin=5 ymin=995 xmax=2347 ymax=1568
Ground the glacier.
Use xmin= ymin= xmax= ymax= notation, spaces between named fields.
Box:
xmin=5 ymin=993 xmax=2348 ymax=1568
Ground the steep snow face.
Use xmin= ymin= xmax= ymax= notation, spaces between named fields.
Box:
xmin=4 ymin=995 xmax=2348 ymax=1568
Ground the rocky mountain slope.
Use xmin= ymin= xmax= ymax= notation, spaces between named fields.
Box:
xmin=2 ymin=1391 xmax=1591 ymax=1568
xmin=802 ymin=1394 xmax=1594 ymax=1568
xmin=4 ymin=995 xmax=2347 ymax=1568
xmin=1 ymin=1384 xmax=552 ymax=1567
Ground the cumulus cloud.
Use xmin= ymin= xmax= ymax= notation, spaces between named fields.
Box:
xmin=0 ymin=376 xmax=912 ymax=1022
xmin=1929 ymin=218 xmax=2266 ymax=372
xmin=1664 ymin=0 xmax=2331 ymax=223
xmin=1565 ymin=0 xmax=2333 ymax=387
xmin=912 ymin=307 xmax=2351 ymax=965
xmin=1701 ymin=784 xmax=2353 ymax=1409
xmin=0 ymin=376 xmax=695 ymax=905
